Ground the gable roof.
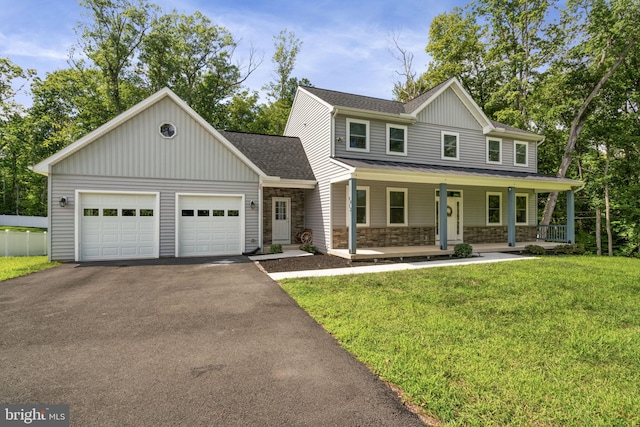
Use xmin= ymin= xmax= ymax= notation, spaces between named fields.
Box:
xmin=219 ymin=131 xmax=315 ymax=181
xmin=31 ymin=88 xmax=267 ymax=178
xmin=299 ymin=78 xmax=543 ymax=141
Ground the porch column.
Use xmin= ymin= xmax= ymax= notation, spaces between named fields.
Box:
xmin=567 ymin=189 xmax=575 ymax=244
xmin=508 ymin=187 xmax=516 ymax=247
xmin=439 ymin=183 xmax=448 ymax=250
xmin=348 ymin=178 xmax=357 ymax=254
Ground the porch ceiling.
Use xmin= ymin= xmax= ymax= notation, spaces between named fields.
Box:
xmin=331 ymin=157 xmax=583 ymax=192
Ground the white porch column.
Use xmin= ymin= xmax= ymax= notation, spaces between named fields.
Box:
xmin=508 ymin=187 xmax=516 ymax=247
xmin=348 ymin=178 xmax=357 ymax=254
xmin=439 ymin=183 xmax=448 ymax=250
xmin=567 ymin=190 xmax=575 ymax=243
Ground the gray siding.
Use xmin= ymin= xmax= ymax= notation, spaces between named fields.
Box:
xmin=332 ymin=182 xmax=537 ymax=229
xmin=416 ymin=87 xmax=482 ymax=130
xmin=50 ymin=174 xmax=259 ymax=260
xmin=285 ymin=90 xmax=346 ymax=251
xmin=53 ymin=97 xmax=258 ymax=182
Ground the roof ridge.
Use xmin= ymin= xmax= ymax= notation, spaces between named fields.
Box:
xmin=302 ymin=86 xmax=402 ymax=105
xmin=219 ymin=130 xmax=300 ymax=139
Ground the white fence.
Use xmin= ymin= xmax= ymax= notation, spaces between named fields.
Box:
xmin=0 ymin=215 xmax=48 ymax=228
xmin=0 ymin=230 xmax=48 ymax=257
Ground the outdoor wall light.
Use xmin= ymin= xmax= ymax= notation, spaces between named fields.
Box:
xmin=59 ymin=196 xmax=68 ymax=208
xmin=250 ymin=200 xmax=256 ymax=209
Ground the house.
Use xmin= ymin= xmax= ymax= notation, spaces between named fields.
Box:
xmin=32 ymin=88 xmax=316 ymax=261
xmin=32 ymin=78 xmax=582 ymax=262
xmin=284 ymin=77 xmax=582 ymax=258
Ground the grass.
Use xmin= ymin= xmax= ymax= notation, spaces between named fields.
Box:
xmin=0 ymin=226 xmax=47 ymax=233
xmin=280 ymin=257 xmax=640 ymax=426
xmin=0 ymin=256 xmax=59 ymax=282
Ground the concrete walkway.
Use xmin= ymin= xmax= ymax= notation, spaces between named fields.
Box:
xmin=268 ymin=252 xmax=535 ymax=280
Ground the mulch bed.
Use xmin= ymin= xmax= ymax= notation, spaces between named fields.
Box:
xmin=257 ymin=253 xmax=433 ymax=273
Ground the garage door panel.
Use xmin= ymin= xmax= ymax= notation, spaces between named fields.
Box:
xmin=80 ymin=193 xmax=158 ymax=261
xmin=179 ymin=195 xmax=242 ymax=257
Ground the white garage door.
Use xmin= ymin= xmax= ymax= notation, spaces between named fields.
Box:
xmin=79 ymin=193 xmax=158 ymax=261
xmin=178 ymin=195 xmax=243 ymax=257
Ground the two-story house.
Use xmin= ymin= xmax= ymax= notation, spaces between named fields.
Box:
xmin=284 ymin=77 xmax=582 ymax=258
xmin=32 ymin=79 xmax=581 ymax=262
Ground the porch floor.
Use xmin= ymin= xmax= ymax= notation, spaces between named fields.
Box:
xmin=328 ymin=241 xmax=560 ymax=260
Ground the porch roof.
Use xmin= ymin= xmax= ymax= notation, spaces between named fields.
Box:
xmin=332 ymin=157 xmax=583 ymax=192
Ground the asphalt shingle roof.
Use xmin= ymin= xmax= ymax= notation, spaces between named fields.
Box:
xmin=219 ymin=131 xmax=316 ymax=181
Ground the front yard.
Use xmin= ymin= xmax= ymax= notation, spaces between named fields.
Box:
xmin=280 ymin=257 xmax=640 ymax=426
xmin=0 ymin=256 xmax=59 ymax=282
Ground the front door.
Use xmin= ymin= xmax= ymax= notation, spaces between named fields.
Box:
xmin=436 ymin=190 xmax=463 ymax=243
xmin=272 ymin=197 xmax=291 ymax=244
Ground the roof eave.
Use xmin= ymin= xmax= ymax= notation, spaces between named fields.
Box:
xmin=333 ymin=107 xmax=415 ymax=123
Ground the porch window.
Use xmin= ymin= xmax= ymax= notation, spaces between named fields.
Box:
xmin=386 ymin=124 xmax=407 ymax=155
xmin=387 ymin=187 xmax=408 ymax=226
xmin=486 ymin=137 xmax=502 ymax=164
xmin=441 ymin=131 xmax=459 ymax=160
xmin=514 ymin=141 xmax=528 ymax=166
xmin=346 ymin=118 xmax=369 ymax=152
xmin=516 ymin=193 xmax=528 ymax=224
xmin=486 ymin=192 xmax=502 ymax=225
xmin=346 ymin=186 xmax=370 ymax=226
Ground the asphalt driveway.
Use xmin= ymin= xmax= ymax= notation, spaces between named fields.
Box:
xmin=0 ymin=257 xmax=424 ymax=426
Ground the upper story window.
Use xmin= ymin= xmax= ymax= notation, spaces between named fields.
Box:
xmin=160 ymin=122 xmax=176 ymax=138
xmin=441 ymin=131 xmax=459 ymax=160
xmin=486 ymin=192 xmax=502 ymax=225
xmin=387 ymin=187 xmax=408 ymax=226
xmin=486 ymin=137 xmax=502 ymax=164
xmin=346 ymin=185 xmax=370 ymax=226
xmin=514 ymin=141 xmax=528 ymax=166
xmin=346 ymin=118 xmax=370 ymax=152
xmin=516 ymin=193 xmax=528 ymax=225
xmin=386 ymin=124 xmax=407 ymax=156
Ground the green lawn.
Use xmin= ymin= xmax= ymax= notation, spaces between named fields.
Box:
xmin=0 ymin=256 xmax=59 ymax=282
xmin=0 ymin=226 xmax=47 ymax=233
xmin=280 ymin=257 xmax=640 ymax=426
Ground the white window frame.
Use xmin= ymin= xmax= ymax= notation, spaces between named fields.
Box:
xmin=386 ymin=124 xmax=408 ymax=156
xmin=486 ymin=192 xmax=502 ymax=226
xmin=345 ymin=185 xmax=370 ymax=227
xmin=514 ymin=140 xmax=529 ymax=167
xmin=346 ymin=118 xmax=370 ymax=152
xmin=486 ymin=137 xmax=502 ymax=164
xmin=516 ymin=193 xmax=529 ymax=225
xmin=386 ymin=187 xmax=408 ymax=226
xmin=441 ymin=131 xmax=460 ymax=160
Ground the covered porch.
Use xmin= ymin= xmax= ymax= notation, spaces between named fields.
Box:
xmin=329 ymin=240 xmax=560 ymax=260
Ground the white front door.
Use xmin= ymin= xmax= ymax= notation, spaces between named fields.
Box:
xmin=436 ymin=190 xmax=463 ymax=243
xmin=272 ymin=197 xmax=291 ymax=244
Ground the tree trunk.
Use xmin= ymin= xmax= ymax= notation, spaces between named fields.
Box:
xmin=605 ymin=183 xmax=613 ymax=256
xmin=596 ymin=209 xmax=602 ymax=256
xmin=541 ymin=38 xmax=637 ymax=226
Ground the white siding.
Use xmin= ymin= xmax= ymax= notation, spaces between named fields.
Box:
xmin=53 ymin=97 xmax=257 ymax=182
xmin=285 ymin=90 xmax=346 ymax=251
xmin=50 ymin=175 xmax=259 ymax=260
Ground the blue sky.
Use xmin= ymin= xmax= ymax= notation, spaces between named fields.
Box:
xmin=1 ymin=0 xmax=463 ymax=106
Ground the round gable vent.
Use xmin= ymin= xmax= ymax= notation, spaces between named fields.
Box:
xmin=160 ymin=123 xmax=176 ymax=138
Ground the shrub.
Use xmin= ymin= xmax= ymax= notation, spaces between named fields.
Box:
xmin=554 ymin=244 xmax=586 ymax=255
xmin=299 ymin=244 xmax=316 ymax=254
xmin=270 ymin=244 xmax=283 ymax=254
xmin=454 ymin=243 xmax=473 ymax=258
xmin=524 ymin=244 xmax=547 ymax=255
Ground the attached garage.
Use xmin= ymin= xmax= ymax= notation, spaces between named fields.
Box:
xmin=177 ymin=194 xmax=244 ymax=257
xmin=77 ymin=192 xmax=159 ymax=261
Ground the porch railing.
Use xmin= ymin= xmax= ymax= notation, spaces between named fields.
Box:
xmin=536 ymin=225 xmax=567 ymax=242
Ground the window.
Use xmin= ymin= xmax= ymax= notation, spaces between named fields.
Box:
xmin=103 ymin=208 xmax=118 ymax=216
xmin=140 ymin=209 xmax=154 ymax=217
xmin=386 ymin=124 xmax=407 ymax=155
xmin=83 ymin=208 xmax=99 ymax=217
xmin=212 ymin=210 xmax=224 ymax=216
xmin=441 ymin=131 xmax=459 ymax=160
xmin=486 ymin=192 xmax=502 ymax=225
xmin=516 ymin=194 xmax=528 ymax=225
xmin=197 ymin=210 xmax=210 ymax=217
xmin=387 ymin=188 xmax=408 ymax=226
xmin=122 ymin=209 xmax=136 ymax=217
xmin=228 ymin=210 xmax=239 ymax=217
xmin=345 ymin=186 xmax=370 ymax=226
xmin=486 ymin=138 xmax=502 ymax=164
xmin=159 ymin=123 xmax=176 ymax=138
xmin=181 ymin=209 xmax=194 ymax=217
xmin=514 ymin=141 xmax=528 ymax=166
xmin=275 ymin=201 xmax=287 ymax=220
xmin=346 ymin=118 xmax=369 ymax=152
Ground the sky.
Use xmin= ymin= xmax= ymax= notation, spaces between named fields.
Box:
xmin=0 ymin=0 xmax=463 ymax=107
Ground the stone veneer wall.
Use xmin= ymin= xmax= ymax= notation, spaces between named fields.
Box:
xmin=333 ymin=227 xmax=436 ymax=249
xmin=463 ymin=226 xmax=538 ymax=244
xmin=263 ymin=188 xmax=306 ymax=245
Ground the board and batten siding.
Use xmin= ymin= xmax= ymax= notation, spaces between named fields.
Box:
xmin=285 ymin=89 xmax=348 ymax=251
xmin=50 ymin=175 xmax=259 ymax=260
xmin=416 ymin=87 xmax=482 ymax=130
xmin=53 ymin=97 xmax=258 ymax=182
xmin=332 ymin=182 xmax=537 ymax=229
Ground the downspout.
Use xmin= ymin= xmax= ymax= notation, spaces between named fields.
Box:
xmin=327 ymin=108 xmax=338 ymax=250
